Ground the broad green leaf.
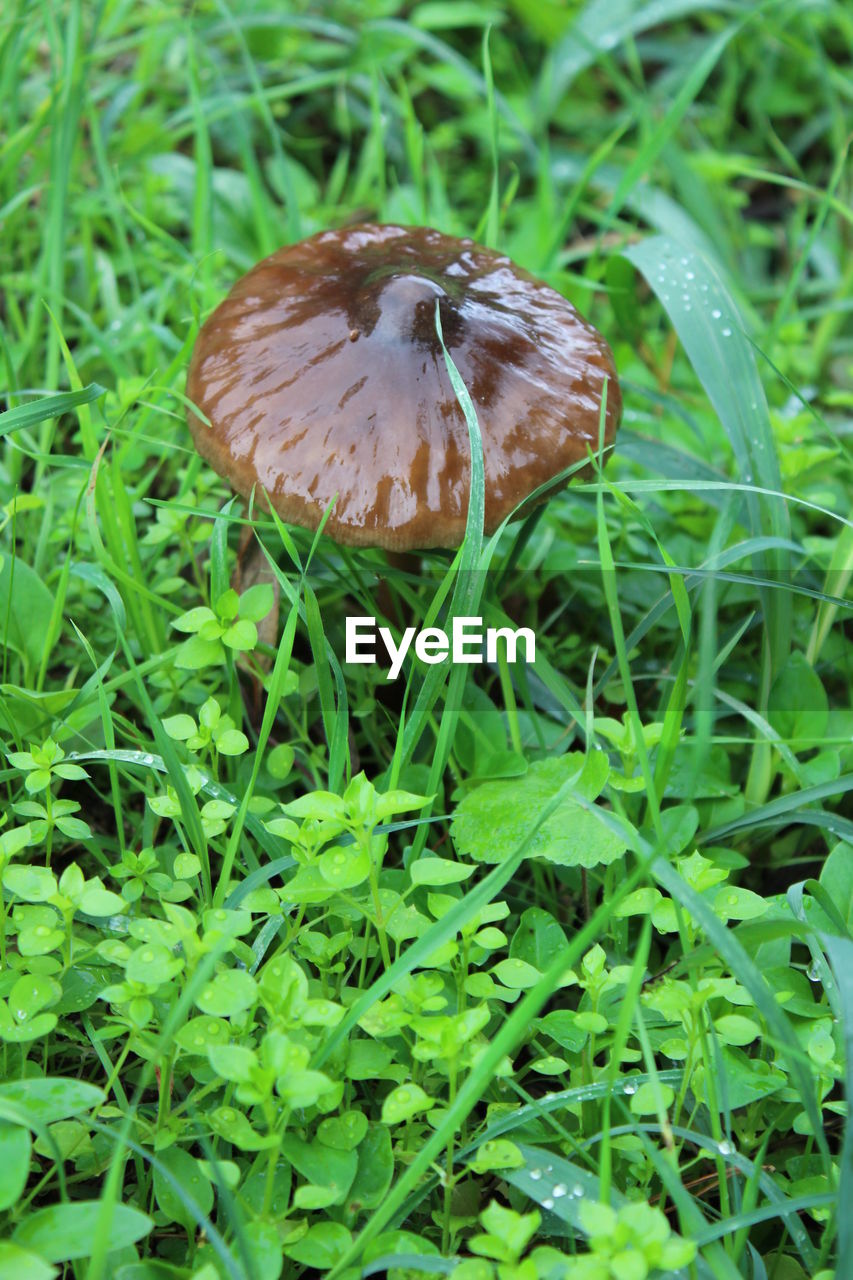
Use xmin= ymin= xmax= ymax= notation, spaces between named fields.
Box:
xmin=0 ymin=559 xmax=55 ymax=669
xmin=451 ymin=752 xmax=625 ymax=867
xmin=769 ymin=652 xmax=829 ymax=746
xmin=0 ymin=1123 xmax=31 ymax=1211
xmin=0 ymin=1078 xmax=104 ymax=1128
xmin=12 ymin=1202 xmax=152 ymax=1261
xmin=277 ymin=1132 xmax=358 ymax=1204
xmin=153 ymin=1147 xmax=214 ymax=1232
xmin=346 ymin=1126 xmax=394 ymax=1212
xmin=0 ymin=1242 xmax=56 ymax=1280
xmin=509 ymin=908 xmax=569 ymax=971
xmin=243 ymin=1222 xmax=282 ymax=1277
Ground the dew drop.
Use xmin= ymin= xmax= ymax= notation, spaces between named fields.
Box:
xmin=718 ymin=1139 xmax=734 ymax=1156
xmin=553 ymin=1183 xmax=568 ymax=1198
xmin=682 ymin=293 xmax=690 ymax=302
xmin=572 ymin=1185 xmax=584 ymax=1198
xmin=623 ymin=1082 xmax=637 ymax=1095
xmin=711 ymin=309 xmax=722 ymax=320
xmin=685 ymin=271 xmax=695 ymax=280
xmin=700 ymin=282 xmax=708 ymax=292
xmin=141 ymin=754 xmax=156 ymax=766
xmin=722 ymin=327 xmax=732 ymax=337
xmin=542 ymin=1197 xmax=555 ymax=1209
xmin=808 ymin=962 xmax=821 ymax=981
xmin=529 ymin=1168 xmax=543 ymax=1181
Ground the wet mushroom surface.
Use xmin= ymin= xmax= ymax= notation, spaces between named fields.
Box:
xmin=186 ymin=223 xmax=622 ymax=550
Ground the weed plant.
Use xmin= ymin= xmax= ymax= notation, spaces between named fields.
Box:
xmin=1 ymin=1 xmax=852 ymax=1278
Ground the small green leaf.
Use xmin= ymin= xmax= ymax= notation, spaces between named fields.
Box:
xmin=492 ymin=958 xmax=541 ymax=989
xmin=266 ymin=743 xmax=294 ymax=780
xmin=629 ymin=1082 xmax=675 ymax=1116
xmin=209 ymin=1106 xmax=276 ymax=1151
xmin=222 ymin=618 xmax=257 ymax=650
xmin=195 ymin=969 xmax=257 ymax=1017
xmin=175 ymin=1016 xmax=231 ymax=1053
xmin=316 ymin=1111 xmax=368 ymax=1152
xmin=317 ymin=845 xmax=370 ymax=890
xmin=162 ymin=714 xmax=197 ymax=741
xmin=714 ymin=1014 xmax=761 ymax=1046
xmin=2 ymin=865 xmax=57 ymax=903
xmin=174 ymin=634 xmax=224 ymax=670
xmin=214 ymin=728 xmax=249 ymax=756
xmin=284 ymin=1222 xmax=353 ymax=1269
xmin=410 ymin=857 xmax=475 ymax=886
xmin=172 ymin=606 xmax=217 ymax=634
xmin=239 ymin=583 xmax=274 ymax=621
xmin=381 ymin=1084 xmax=435 ymax=1124
xmin=208 ymin=1043 xmax=257 ymax=1083
xmin=125 ymin=944 xmax=183 ymax=987
xmin=713 ymin=885 xmax=768 ymax=921
xmin=467 ymin=1139 xmax=524 ymax=1174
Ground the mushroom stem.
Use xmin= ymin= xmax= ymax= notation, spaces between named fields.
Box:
xmin=377 ymin=549 xmax=420 ymax=627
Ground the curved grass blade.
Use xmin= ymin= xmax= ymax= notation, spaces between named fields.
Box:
xmin=537 ymin=0 xmax=736 ymax=123
xmin=822 ymin=935 xmax=853 ymax=1280
xmin=623 ymin=235 xmax=791 ymax=676
xmin=0 ymin=383 xmax=106 ymax=436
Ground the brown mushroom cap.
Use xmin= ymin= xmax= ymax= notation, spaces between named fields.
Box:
xmin=186 ymin=223 xmax=621 ymax=550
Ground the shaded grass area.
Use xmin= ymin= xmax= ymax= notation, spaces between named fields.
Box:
xmin=1 ymin=1 xmax=852 ymax=1277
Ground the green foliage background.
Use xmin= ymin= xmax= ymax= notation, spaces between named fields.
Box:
xmin=1 ymin=1 xmax=852 ymax=1277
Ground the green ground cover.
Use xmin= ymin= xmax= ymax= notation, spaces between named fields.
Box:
xmin=1 ymin=1 xmax=852 ymax=1276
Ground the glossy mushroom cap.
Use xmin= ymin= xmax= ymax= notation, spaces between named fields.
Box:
xmin=186 ymin=224 xmax=621 ymax=550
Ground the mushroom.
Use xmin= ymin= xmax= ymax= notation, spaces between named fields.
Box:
xmin=185 ymin=224 xmax=621 ymax=552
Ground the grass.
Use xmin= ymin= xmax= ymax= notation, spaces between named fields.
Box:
xmin=1 ymin=0 xmax=852 ymax=1277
